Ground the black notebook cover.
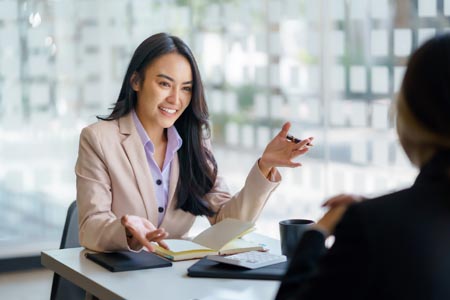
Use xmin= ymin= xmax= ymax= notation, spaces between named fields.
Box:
xmin=187 ymin=257 xmax=288 ymax=280
xmin=85 ymin=251 xmax=172 ymax=272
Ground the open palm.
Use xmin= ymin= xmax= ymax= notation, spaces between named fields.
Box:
xmin=121 ymin=215 xmax=169 ymax=251
xmin=259 ymin=122 xmax=313 ymax=175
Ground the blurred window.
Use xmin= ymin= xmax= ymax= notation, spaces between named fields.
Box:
xmin=0 ymin=0 xmax=447 ymax=257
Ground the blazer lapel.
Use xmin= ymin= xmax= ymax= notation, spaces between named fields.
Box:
xmin=167 ymin=154 xmax=180 ymax=211
xmin=119 ymin=114 xmax=158 ymax=224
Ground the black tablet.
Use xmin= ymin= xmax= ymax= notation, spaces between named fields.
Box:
xmin=86 ymin=251 xmax=172 ymax=272
xmin=187 ymin=257 xmax=287 ymax=280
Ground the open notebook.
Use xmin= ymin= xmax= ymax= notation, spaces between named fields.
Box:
xmin=153 ymin=218 xmax=264 ymax=261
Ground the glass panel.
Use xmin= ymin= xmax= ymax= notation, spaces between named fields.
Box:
xmin=371 ymin=29 xmax=389 ymax=57
xmin=418 ymin=0 xmax=437 ymax=17
xmin=446 ymin=0 xmax=450 ymax=16
xmin=394 ymin=29 xmax=412 ymax=57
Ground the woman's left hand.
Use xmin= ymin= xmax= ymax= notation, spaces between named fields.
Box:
xmin=258 ymin=122 xmax=313 ymax=177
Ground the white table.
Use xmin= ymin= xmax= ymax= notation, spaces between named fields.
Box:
xmin=41 ymin=233 xmax=282 ymax=300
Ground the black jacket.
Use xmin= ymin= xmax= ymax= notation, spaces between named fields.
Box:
xmin=276 ymin=151 xmax=450 ymax=300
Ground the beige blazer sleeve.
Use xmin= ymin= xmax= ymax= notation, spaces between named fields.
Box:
xmin=75 ymin=125 xmax=129 ymax=252
xmin=208 ymin=161 xmax=281 ymax=224
xmin=203 ymin=139 xmax=282 ymax=225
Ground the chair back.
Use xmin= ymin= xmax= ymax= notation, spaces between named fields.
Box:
xmin=50 ymin=201 xmax=86 ymax=300
xmin=59 ymin=200 xmax=80 ymax=249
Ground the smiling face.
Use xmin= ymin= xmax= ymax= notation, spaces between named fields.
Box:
xmin=132 ymin=52 xmax=193 ymax=138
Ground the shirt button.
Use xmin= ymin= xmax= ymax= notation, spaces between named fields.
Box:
xmin=158 ymin=207 xmax=164 ymax=213
xmin=156 ymin=179 xmax=162 ymax=185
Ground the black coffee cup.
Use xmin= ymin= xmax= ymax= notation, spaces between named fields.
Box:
xmin=279 ymin=219 xmax=314 ymax=258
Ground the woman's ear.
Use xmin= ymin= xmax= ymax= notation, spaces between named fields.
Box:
xmin=130 ymin=72 xmax=140 ymax=92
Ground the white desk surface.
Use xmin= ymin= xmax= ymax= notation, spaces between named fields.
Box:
xmin=41 ymin=233 xmax=283 ymax=300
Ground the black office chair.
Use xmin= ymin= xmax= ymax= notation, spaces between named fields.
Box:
xmin=49 ymin=200 xmax=86 ymax=300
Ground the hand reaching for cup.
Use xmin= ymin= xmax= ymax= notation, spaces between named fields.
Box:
xmin=121 ymin=215 xmax=169 ymax=252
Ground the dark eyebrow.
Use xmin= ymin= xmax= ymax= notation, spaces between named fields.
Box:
xmin=157 ymin=74 xmax=193 ymax=85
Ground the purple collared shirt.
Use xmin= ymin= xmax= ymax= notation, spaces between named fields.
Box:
xmin=132 ymin=111 xmax=182 ymax=226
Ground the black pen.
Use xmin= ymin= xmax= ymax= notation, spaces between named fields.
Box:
xmin=286 ymin=134 xmax=312 ymax=146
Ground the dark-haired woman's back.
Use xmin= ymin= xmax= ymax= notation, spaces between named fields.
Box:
xmin=276 ymin=150 xmax=450 ymax=300
xmin=276 ymin=33 xmax=450 ymax=300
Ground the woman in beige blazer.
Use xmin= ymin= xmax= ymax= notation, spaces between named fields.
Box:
xmin=76 ymin=33 xmax=313 ymax=252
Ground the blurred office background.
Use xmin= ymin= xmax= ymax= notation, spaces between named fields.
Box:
xmin=0 ymin=0 xmax=449 ymax=286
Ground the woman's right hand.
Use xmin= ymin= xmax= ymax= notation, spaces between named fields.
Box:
xmin=121 ymin=215 xmax=169 ymax=252
xmin=321 ymin=193 xmax=364 ymax=208
xmin=314 ymin=194 xmax=364 ymax=236
xmin=258 ymin=122 xmax=313 ymax=177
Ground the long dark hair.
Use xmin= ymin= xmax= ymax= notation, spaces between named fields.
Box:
xmin=99 ymin=33 xmax=217 ymax=216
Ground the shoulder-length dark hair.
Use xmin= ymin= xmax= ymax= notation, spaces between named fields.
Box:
xmin=99 ymin=32 xmax=217 ymax=217
xmin=401 ymin=33 xmax=450 ymax=137
xmin=397 ymin=33 xmax=450 ymax=167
